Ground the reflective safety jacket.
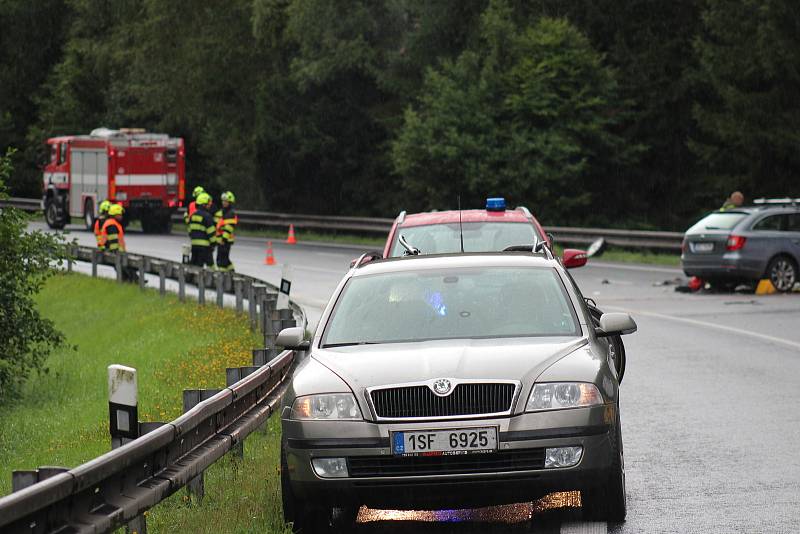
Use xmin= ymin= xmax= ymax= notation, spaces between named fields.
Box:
xmin=216 ymin=207 xmax=238 ymax=244
xmin=93 ymin=216 xmax=107 ymax=250
xmin=189 ymin=207 xmax=217 ymax=247
xmin=184 ymin=201 xmax=198 ymax=227
xmin=213 ymin=208 xmax=223 ymax=229
xmin=100 ymin=218 xmax=126 ymax=252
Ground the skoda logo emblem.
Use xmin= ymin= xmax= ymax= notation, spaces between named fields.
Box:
xmin=432 ymin=379 xmax=452 ymax=396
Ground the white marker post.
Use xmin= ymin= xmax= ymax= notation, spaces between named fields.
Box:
xmin=277 ymin=264 xmax=293 ymax=310
xmin=108 ymin=364 xmax=139 ymax=449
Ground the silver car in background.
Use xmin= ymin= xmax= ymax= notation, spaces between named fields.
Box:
xmin=681 ymin=203 xmax=800 ymax=291
xmin=278 ymin=251 xmax=637 ymax=532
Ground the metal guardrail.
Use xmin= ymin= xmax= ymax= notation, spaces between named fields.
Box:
xmin=4 ymin=196 xmax=684 ymax=250
xmin=0 ymin=245 xmax=305 ymax=533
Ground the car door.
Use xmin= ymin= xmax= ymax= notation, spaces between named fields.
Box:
xmin=787 ymin=211 xmax=800 ymax=264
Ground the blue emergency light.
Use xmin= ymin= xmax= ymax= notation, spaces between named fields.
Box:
xmin=486 ymin=197 xmax=506 ymax=211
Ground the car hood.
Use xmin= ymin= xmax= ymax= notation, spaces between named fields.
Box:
xmin=311 ymin=336 xmax=587 ymax=396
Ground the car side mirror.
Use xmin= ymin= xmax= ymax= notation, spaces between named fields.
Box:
xmin=562 ymin=248 xmax=588 ymax=269
xmin=276 ymin=326 xmax=310 ymax=351
xmin=595 ymin=313 xmax=637 ymax=337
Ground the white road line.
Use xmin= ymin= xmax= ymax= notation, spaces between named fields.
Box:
xmin=561 ymin=522 xmax=607 ymax=534
xmin=607 ymin=305 xmax=800 ymax=351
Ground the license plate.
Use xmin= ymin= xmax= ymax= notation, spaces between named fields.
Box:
xmin=392 ymin=427 xmax=498 ymax=456
xmin=692 ymin=242 xmax=714 ymax=253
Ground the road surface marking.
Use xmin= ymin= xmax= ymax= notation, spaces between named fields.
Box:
xmin=608 ymin=305 xmax=800 ymax=351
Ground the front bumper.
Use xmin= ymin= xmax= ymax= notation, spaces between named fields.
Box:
xmin=282 ymin=405 xmax=615 ymax=510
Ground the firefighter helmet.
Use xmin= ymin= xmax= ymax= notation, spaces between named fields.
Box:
xmin=221 ymin=191 xmax=236 ymax=204
xmin=108 ymin=203 xmax=124 ymax=216
xmin=99 ymin=200 xmax=112 ymax=214
xmin=192 ymin=186 xmax=205 ymax=198
xmin=196 ymin=192 xmax=212 ymax=206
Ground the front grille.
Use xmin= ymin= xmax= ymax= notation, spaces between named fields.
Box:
xmin=348 ymin=449 xmax=545 ymax=477
xmin=371 ymin=383 xmax=515 ymax=419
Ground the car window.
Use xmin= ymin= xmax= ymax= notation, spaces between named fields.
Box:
xmin=752 ymin=214 xmax=790 ymax=232
xmin=322 ymin=267 xmax=579 ymax=347
xmin=58 ymin=143 xmax=67 ymax=164
xmin=687 ymin=212 xmax=748 ymax=233
xmin=391 ymin=222 xmax=539 ymax=256
xmin=787 ymin=213 xmax=800 ymax=232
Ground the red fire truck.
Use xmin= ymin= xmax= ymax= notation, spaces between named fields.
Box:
xmin=42 ymin=127 xmax=185 ymax=233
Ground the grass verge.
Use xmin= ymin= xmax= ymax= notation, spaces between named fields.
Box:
xmin=0 ymin=272 xmax=291 ymax=532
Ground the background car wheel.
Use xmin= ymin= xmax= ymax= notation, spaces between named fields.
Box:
xmin=44 ymin=197 xmax=66 ymax=229
xmin=766 ymin=255 xmax=797 ymax=292
xmin=84 ymin=198 xmax=94 ymax=231
xmin=582 ymin=408 xmax=626 ymax=522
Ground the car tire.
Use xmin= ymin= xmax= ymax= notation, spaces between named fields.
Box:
xmin=582 ymin=408 xmax=626 ymax=522
xmin=44 ymin=196 xmax=66 ymax=229
xmin=766 ymin=255 xmax=797 ymax=293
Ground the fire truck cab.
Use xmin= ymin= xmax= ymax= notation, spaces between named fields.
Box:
xmin=42 ymin=127 xmax=185 ymax=233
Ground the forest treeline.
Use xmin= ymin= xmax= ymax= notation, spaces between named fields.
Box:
xmin=1 ymin=0 xmax=798 ymax=229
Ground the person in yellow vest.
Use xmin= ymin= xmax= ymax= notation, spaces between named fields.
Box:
xmin=188 ymin=193 xmax=217 ymax=267
xmin=720 ymin=191 xmax=744 ymax=211
xmin=215 ymin=191 xmax=238 ymax=271
xmin=101 ymin=204 xmax=127 ymax=252
xmin=184 ymin=185 xmax=206 ymax=227
xmin=93 ymin=200 xmax=112 ymax=250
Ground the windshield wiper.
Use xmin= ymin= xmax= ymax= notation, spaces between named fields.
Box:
xmin=321 ymin=341 xmax=380 ymax=348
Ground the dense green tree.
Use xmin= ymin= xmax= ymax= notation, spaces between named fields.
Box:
xmin=0 ymin=149 xmax=66 ymax=400
xmin=393 ymin=2 xmax=633 ymax=223
xmin=0 ymin=0 xmax=70 ymax=196
xmin=692 ymin=0 xmax=800 ymax=200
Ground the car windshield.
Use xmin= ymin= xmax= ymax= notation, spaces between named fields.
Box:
xmin=687 ymin=212 xmax=748 ymax=232
xmin=322 ymin=267 xmax=579 ymax=346
xmin=390 ymin=222 xmax=539 ymax=256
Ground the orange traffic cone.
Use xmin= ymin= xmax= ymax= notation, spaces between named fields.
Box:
xmin=264 ymin=241 xmax=276 ymax=265
xmin=286 ymin=224 xmax=297 ymax=245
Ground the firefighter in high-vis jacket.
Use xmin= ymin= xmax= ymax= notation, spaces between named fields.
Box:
xmin=215 ymin=191 xmax=238 ymax=271
xmin=100 ymin=204 xmax=126 ymax=252
xmin=184 ymin=186 xmax=205 ymax=226
xmin=93 ymin=200 xmax=112 ymax=250
xmin=188 ymin=193 xmax=216 ymax=267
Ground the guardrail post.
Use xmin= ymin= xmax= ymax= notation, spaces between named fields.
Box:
xmin=182 ymin=389 xmax=222 ymax=503
xmin=153 ymin=261 xmax=166 ymax=296
xmin=216 ymin=272 xmax=224 ymax=308
xmin=115 ymin=253 xmax=123 ymax=283
xmin=247 ymin=280 xmax=256 ymax=331
xmin=91 ymin=248 xmax=99 ymax=277
xmin=178 ymin=264 xmax=186 ymax=302
xmin=11 ymin=470 xmax=38 ymax=492
xmin=198 ymin=268 xmax=206 ymax=305
xmin=234 ymin=277 xmax=244 ymax=314
xmin=225 ymin=366 xmax=259 ymax=459
xmin=252 ymin=284 xmax=267 ymax=334
xmin=138 ymin=258 xmax=146 ymax=291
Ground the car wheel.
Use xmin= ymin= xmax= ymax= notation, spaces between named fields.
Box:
xmin=44 ymin=197 xmax=66 ymax=229
xmin=582 ymin=408 xmax=626 ymax=522
xmin=766 ymin=255 xmax=797 ymax=293
xmin=84 ymin=199 xmax=94 ymax=231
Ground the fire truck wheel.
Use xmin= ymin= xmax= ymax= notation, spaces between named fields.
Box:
xmin=44 ymin=197 xmax=66 ymax=230
xmin=83 ymin=199 xmax=95 ymax=231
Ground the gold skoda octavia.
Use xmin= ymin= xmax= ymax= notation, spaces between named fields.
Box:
xmin=277 ymin=250 xmax=636 ymax=532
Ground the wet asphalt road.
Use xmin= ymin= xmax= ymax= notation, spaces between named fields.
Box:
xmin=40 ymin=223 xmax=800 ymax=533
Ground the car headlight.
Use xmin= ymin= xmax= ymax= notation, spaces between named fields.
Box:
xmin=526 ymin=382 xmax=604 ymax=412
xmin=291 ymin=393 xmax=362 ymax=420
